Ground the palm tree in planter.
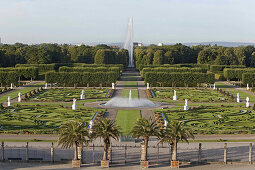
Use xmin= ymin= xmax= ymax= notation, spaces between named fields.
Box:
xmin=131 ymin=118 xmax=159 ymax=168
xmin=160 ymin=120 xmax=194 ymax=168
xmin=91 ymin=118 xmax=120 ymax=168
xmin=58 ymin=121 xmax=90 ymax=168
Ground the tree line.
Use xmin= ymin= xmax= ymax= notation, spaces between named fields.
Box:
xmin=0 ymin=43 xmax=129 ymax=67
xmin=134 ymin=44 xmax=255 ymax=69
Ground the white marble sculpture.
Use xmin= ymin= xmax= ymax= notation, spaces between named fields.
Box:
xmin=147 ymin=83 xmax=150 ymax=90
xmin=45 ymin=83 xmax=48 ymax=89
xmin=184 ymin=99 xmax=189 ymax=111
xmin=112 ymin=83 xmax=115 ymax=90
xmin=247 ymin=84 xmax=249 ymax=90
xmin=72 ymin=98 xmax=77 ymax=110
xmin=173 ymin=90 xmax=177 ymax=101
xmin=80 ymin=90 xmax=85 ymax=100
xmin=89 ymin=120 xmax=93 ymax=133
xmin=18 ymin=92 xmax=21 ymax=102
xmin=7 ymin=96 xmax=11 ymax=106
xmin=213 ymin=83 xmax=216 ymax=90
xmin=246 ymin=97 xmax=250 ymax=108
xmin=10 ymin=83 xmax=13 ymax=90
xmin=236 ymin=93 xmax=240 ymax=103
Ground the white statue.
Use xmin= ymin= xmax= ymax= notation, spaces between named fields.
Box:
xmin=247 ymin=84 xmax=249 ymax=90
xmin=112 ymin=83 xmax=115 ymax=90
xmin=80 ymin=90 xmax=85 ymax=100
xmin=88 ymin=120 xmax=93 ymax=133
xmin=236 ymin=93 xmax=240 ymax=103
xmin=213 ymin=83 xmax=216 ymax=90
xmin=173 ymin=90 xmax=177 ymax=100
xmin=72 ymin=98 xmax=77 ymax=110
xmin=7 ymin=96 xmax=11 ymax=106
xmin=246 ymin=97 xmax=250 ymax=108
xmin=45 ymin=83 xmax=48 ymax=89
xmin=10 ymin=83 xmax=13 ymax=90
xmin=18 ymin=92 xmax=21 ymax=102
xmin=147 ymin=83 xmax=150 ymax=90
xmin=184 ymin=99 xmax=189 ymax=111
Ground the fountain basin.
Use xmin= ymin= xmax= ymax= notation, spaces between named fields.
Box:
xmin=101 ymin=97 xmax=159 ymax=108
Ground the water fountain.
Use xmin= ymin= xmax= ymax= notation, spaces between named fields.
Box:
xmin=123 ymin=17 xmax=134 ymax=67
xmin=102 ymin=90 xmax=158 ymax=108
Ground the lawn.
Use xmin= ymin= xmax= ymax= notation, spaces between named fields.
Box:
xmin=155 ymin=105 xmax=255 ymax=134
xmin=124 ymin=81 xmax=137 ymax=88
xmin=215 ymin=82 xmax=232 ymax=88
xmin=0 ymin=82 xmax=44 ymax=103
xmin=0 ymin=105 xmax=103 ymax=134
xmin=27 ymin=88 xmax=108 ymax=102
xmin=122 ymin=89 xmax=139 ymax=98
xmin=152 ymin=88 xmax=230 ymax=102
xmin=116 ymin=110 xmax=141 ymax=135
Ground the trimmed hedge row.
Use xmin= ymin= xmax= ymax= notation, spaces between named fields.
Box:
xmin=0 ymin=71 xmax=19 ymax=86
xmin=0 ymin=67 xmax=38 ymax=80
xmin=144 ymin=72 xmax=214 ymax=87
xmin=210 ymin=65 xmax=245 ymax=72
xmin=138 ymin=64 xmax=210 ymax=71
xmin=242 ymin=73 xmax=255 ymax=86
xmin=45 ymin=72 xmax=119 ymax=87
xmin=16 ymin=63 xmax=124 ymax=72
xmin=141 ymin=67 xmax=207 ymax=77
xmin=224 ymin=68 xmax=255 ymax=80
xmin=58 ymin=66 xmax=120 ymax=75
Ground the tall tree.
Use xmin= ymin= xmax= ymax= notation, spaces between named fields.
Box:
xmin=153 ymin=50 xmax=164 ymax=65
xmin=131 ymin=118 xmax=159 ymax=161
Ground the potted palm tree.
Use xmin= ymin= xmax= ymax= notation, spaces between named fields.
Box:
xmin=58 ymin=121 xmax=90 ymax=168
xmin=160 ymin=120 xmax=194 ymax=168
xmin=91 ymin=118 xmax=120 ymax=168
xmin=131 ymin=118 xmax=159 ymax=168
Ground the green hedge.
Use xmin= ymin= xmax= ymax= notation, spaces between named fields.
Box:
xmin=0 ymin=71 xmax=19 ymax=86
xmin=58 ymin=66 xmax=120 ymax=75
xmin=141 ymin=67 xmax=207 ymax=77
xmin=210 ymin=65 xmax=245 ymax=72
xmin=242 ymin=73 xmax=255 ymax=86
xmin=45 ymin=72 xmax=119 ymax=87
xmin=144 ymin=72 xmax=214 ymax=87
xmin=138 ymin=64 xmax=210 ymax=71
xmin=0 ymin=67 xmax=38 ymax=80
xmin=16 ymin=64 xmax=55 ymax=73
xmin=224 ymin=68 xmax=255 ymax=80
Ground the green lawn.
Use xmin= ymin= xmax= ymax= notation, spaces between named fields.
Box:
xmin=0 ymin=105 xmax=103 ymax=134
xmin=152 ymin=88 xmax=230 ymax=102
xmin=116 ymin=110 xmax=141 ymax=135
xmin=156 ymin=105 xmax=255 ymax=134
xmin=27 ymin=88 xmax=108 ymax=102
xmin=124 ymin=81 xmax=137 ymax=88
xmin=215 ymin=82 xmax=232 ymax=88
xmin=122 ymin=89 xmax=139 ymax=98
xmin=0 ymin=82 xmax=44 ymax=103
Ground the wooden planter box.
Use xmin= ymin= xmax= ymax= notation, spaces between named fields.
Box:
xmin=140 ymin=160 xmax=149 ymax=168
xmin=72 ymin=160 xmax=81 ymax=168
xmin=171 ymin=160 xmax=179 ymax=168
xmin=101 ymin=160 xmax=109 ymax=168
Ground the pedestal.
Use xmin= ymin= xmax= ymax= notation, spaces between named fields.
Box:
xmin=101 ymin=160 xmax=109 ymax=168
xmin=80 ymin=95 xmax=85 ymax=100
xmin=72 ymin=160 xmax=81 ymax=168
xmin=184 ymin=105 xmax=189 ymax=111
xmin=237 ymin=98 xmax=240 ymax=103
xmin=140 ymin=160 xmax=149 ymax=168
xmin=173 ymin=96 xmax=177 ymax=101
xmin=72 ymin=104 xmax=77 ymax=110
xmin=246 ymin=102 xmax=250 ymax=108
xmin=171 ymin=160 xmax=179 ymax=168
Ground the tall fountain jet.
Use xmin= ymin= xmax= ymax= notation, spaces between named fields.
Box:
xmin=124 ymin=17 xmax=134 ymax=67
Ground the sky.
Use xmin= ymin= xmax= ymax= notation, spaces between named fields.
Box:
xmin=1 ymin=0 xmax=255 ymax=44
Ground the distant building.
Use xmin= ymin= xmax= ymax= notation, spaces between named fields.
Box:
xmin=133 ymin=42 xmax=143 ymax=47
xmin=158 ymin=43 xmax=163 ymax=46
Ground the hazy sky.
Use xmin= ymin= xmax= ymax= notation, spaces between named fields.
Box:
xmin=1 ymin=0 xmax=255 ymax=44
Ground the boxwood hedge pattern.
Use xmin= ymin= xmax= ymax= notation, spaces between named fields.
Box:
xmin=144 ymin=72 xmax=215 ymax=87
xmin=45 ymin=72 xmax=119 ymax=87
